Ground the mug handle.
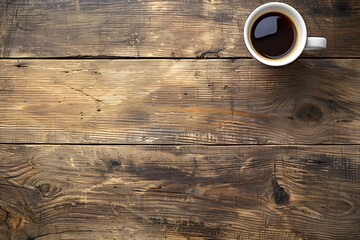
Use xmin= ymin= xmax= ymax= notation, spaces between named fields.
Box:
xmin=304 ymin=37 xmax=327 ymax=50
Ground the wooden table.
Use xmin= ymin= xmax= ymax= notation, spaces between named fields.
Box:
xmin=0 ymin=1 xmax=359 ymax=239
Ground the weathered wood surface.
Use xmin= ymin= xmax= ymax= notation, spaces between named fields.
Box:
xmin=1 ymin=0 xmax=359 ymax=239
xmin=0 ymin=59 xmax=359 ymax=144
xmin=0 ymin=145 xmax=359 ymax=240
xmin=0 ymin=0 xmax=359 ymax=58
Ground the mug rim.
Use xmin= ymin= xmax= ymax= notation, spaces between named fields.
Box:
xmin=244 ymin=2 xmax=307 ymax=66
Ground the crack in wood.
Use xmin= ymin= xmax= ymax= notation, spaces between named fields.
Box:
xmin=197 ymin=47 xmax=224 ymax=58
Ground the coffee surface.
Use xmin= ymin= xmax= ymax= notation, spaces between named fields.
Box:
xmin=251 ymin=12 xmax=297 ymax=59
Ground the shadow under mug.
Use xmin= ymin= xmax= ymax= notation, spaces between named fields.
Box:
xmin=244 ymin=2 xmax=327 ymax=66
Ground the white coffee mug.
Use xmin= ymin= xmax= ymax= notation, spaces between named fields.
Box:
xmin=244 ymin=2 xmax=327 ymax=66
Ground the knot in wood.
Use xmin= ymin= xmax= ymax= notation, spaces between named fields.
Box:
xmin=35 ymin=183 xmax=51 ymax=197
xmin=107 ymin=160 xmax=120 ymax=170
xmin=295 ymin=103 xmax=323 ymax=123
xmin=274 ymin=186 xmax=290 ymax=205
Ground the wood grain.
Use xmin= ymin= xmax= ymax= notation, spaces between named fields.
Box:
xmin=0 ymin=59 xmax=360 ymax=144
xmin=0 ymin=145 xmax=359 ymax=240
xmin=0 ymin=0 xmax=359 ymax=58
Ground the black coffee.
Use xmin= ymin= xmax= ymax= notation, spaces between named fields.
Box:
xmin=250 ymin=12 xmax=297 ymax=59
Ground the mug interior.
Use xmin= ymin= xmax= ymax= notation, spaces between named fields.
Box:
xmin=244 ymin=2 xmax=307 ymax=66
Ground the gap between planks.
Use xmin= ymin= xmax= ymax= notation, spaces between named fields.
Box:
xmin=0 ymin=143 xmax=360 ymax=147
xmin=1 ymin=57 xmax=360 ymax=60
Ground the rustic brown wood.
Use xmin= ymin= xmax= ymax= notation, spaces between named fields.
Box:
xmin=1 ymin=1 xmax=359 ymax=239
xmin=0 ymin=145 xmax=359 ymax=240
xmin=0 ymin=59 xmax=360 ymax=144
xmin=0 ymin=0 xmax=359 ymax=58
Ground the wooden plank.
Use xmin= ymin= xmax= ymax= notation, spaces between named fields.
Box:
xmin=0 ymin=145 xmax=359 ymax=239
xmin=1 ymin=59 xmax=360 ymax=144
xmin=0 ymin=0 xmax=359 ymax=58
